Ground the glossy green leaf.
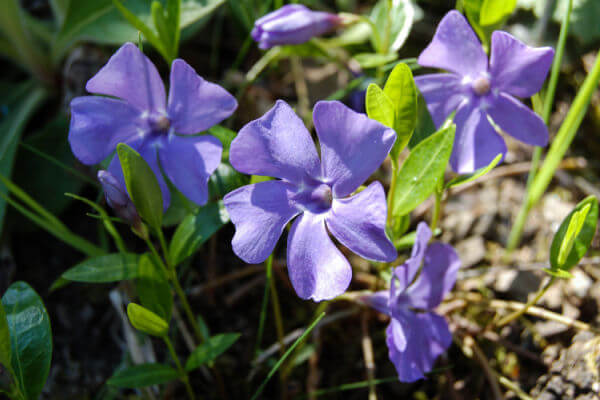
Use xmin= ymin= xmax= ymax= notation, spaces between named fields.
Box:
xmin=0 ymin=302 xmax=12 ymax=374
xmin=392 ymin=125 xmax=455 ymax=216
xmin=445 ymin=153 xmax=502 ymax=189
xmin=384 ymin=63 xmax=417 ymax=159
xmin=127 ymin=303 xmax=168 ymax=337
xmin=61 ymin=253 xmax=140 ymax=283
xmin=409 ymin=92 xmax=437 ymax=148
xmin=2 ymin=282 xmax=52 ymax=400
xmin=365 ymin=84 xmax=394 ymax=129
xmin=354 ymin=53 xmax=397 ymax=69
xmin=169 ymin=201 xmax=229 ymax=265
xmin=185 ymin=333 xmax=240 ymax=371
xmin=480 ymin=0 xmax=517 ymax=26
xmin=549 ymin=196 xmax=598 ymax=273
xmin=369 ymin=0 xmax=415 ymax=52
xmin=117 ymin=143 xmax=163 ymax=231
xmin=137 ymin=254 xmax=172 ymax=322
xmin=107 ymin=363 xmax=179 ymax=388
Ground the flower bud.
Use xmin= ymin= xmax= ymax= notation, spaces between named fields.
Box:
xmin=252 ymin=5 xmax=341 ymax=49
xmin=97 ymin=170 xmax=139 ymax=223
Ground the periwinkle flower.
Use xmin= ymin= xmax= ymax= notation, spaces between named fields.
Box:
xmin=415 ymin=11 xmax=555 ymax=173
xmin=98 ymin=170 xmax=139 ymax=224
xmin=363 ymin=222 xmax=460 ymax=382
xmin=69 ymin=42 xmax=237 ymax=209
xmin=224 ymin=100 xmax=397 ymax=301
xmin=252 ymin=4 xmax=341 ymax=49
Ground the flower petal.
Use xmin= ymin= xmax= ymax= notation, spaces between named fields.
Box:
xmin=415 ymin=73 xmax=468 ymax=128
xmin=86 ymin=42 xmax=166 ymax=112
xmin=108 ymin=140 xmax=171 ymax=211
xmin=450 ymin=103 xmax=507 ymax=173
xmin=158 ymin=134 xmax=222 ymax=206
xmin=387 ymin=311 xmax=452 ymax=382
xmin=314 ymin=101 xmax=396 ymax=197
xmin=487 ymin=93 xmax=548 ymax=147
xmin=167 ymin=59 xmax=237 ymax=134
xmin=392 ymin=222 xmax=431 ymax=298
xmin=490 ymin=31 xmax=554 ymax=98
xmin=326 ymin=181 xmax=397 ymax=262
xmin=69 ymin=96 xmax=140 ymax=165
xmin=404 ymin=243 xmax=460 ymax=310
xmin=287 ymin=212 xmax=352 ymax=301
xmin=229 ymin=100 xmax=321 ymax=184
xmin=418 ymin=11 xmax=487 ymax=78
xmin=224 ymin=181 xmax=301 ymax=264
xmin=361 ymin=290 xmax=391 ymax=316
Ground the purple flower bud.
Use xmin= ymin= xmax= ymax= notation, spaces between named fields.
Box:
xmin=251 ymin=5 xmax=341 ymax=49
xmin=97 ymin=170 xmax=139 ymax=223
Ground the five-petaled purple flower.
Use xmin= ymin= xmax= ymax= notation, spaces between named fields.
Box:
xmin=69 ymin=42 xmax=237 ymax=209
xmin=415 ymin=11 xmax=554 ymax=173
xmin=252 ymin=4 xmax=341 ymax=49
xmin=224 ymin=100 xmax=397 ymax=301
xmin=363 ymin=222 xmax=460 ymax=382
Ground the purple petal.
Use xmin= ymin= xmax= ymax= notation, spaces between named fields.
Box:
xmin=224 ymin=181 xmax=301 ymax=264
xmin=158 ymin=134 xmax=222 ymax=206
xmin=287 ymin=212 xmax=352 ymax=301
xmin=450 ymin=103 xmax=507 ymax=173
xmin=167 ymin=59 xmax=237 ymax=134
xmin=326 ymin=181 xmax=397 ymax=262
xmin=361 ymin=290 xmax=391 ymax=316
xmin=387 ymin=311 xmax=452 ymax=382
xmin=392 ymin=222 xmax=431 ymax=298
xmin=403 ymin=243 xmax=460 ymax=310
xmin=86 ymin=42 xmax=166 ymax=112
xmin=418 ymin=11 xmax=487 ymax=78
xmin=415 ymin=74 xmax=468 ymax=128
xmin=490 ymin=31 xmax=554 ymax=98
xmin=108 ymin=140 xmax=171 ymax=211
xmin=229 ymin=100 xmax=321 ymax=184
xmin=252 ymin=5 xmax=339 ymax=49
xmin=314 ymin=101 xmax=396 ymax=197
xmin=69 ymin=96 xmax=140 ymax=165
xmin=487 ymin=93 xmax=548 ymax=147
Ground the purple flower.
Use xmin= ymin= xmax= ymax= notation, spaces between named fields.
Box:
xmin=363 ymin=222 xmax=460 ymax=382
xmin=415 ymin=11 xmax=554 ymax=173
xmin=252 ymin=5 xmax=341 ymax=49
xmin=224 ymin=100 xmax=397 ymax=301
xmin=98 ymin=170 xmax=139 ymax=224
xmin=69 ymin=43 xmax=237 ymax=209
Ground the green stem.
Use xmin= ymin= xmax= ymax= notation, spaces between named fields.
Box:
xmin=163 ymin=336 xmax=196 ymax=400
xmin=172 ymin=272 xmax=206 ymax=344
xmin=386 ymin=159 xmax=398 ymax=230
xmin=429 ymin=188 xmax=443 ymax=235
xmin=496 ymin=277 xmax=555 ymax=327
xmin=267 ymin=255 xmax=287 ymax=399
xmin=254 ymin=255 xmax=272 ymax=356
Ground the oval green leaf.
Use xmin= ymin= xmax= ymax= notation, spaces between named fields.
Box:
xmin=117 ymin=143 xmax=163 ymax=231
xmin=2 ymin=281 xmax=52 ymax=400
xmin=549 ymin=195 xmax=598 ymax=273
xmin=445 ymin=153 xmax=502 ymax=189
xmin=127 ymin=303 xmax=168 ymax=337
xmin=392 ymin=125 xmax=455 ymax=216
xmin=185 ymin=333 xmax=240 ymax=372
xmin=384 ymin=63 xmax=417 ymax=159
xmin=61 ymin=253 xmax=140 ymax=283
xmin=107 ymin=363 xmax=179 ymax=388
xmin=365 ymin=83 xmax=395 ymax=129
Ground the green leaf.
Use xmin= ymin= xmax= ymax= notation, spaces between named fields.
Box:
xmin=185 ymin=333 xmax=240 ymax=371
xmin=107 ymin=363 xmax=179 ymax=388
xmin=137 ymin=254 xmax=172 ymax=322
xmin=354 ymin=53 xmax=397 ymax=69
xmin=409 ymin=91 xmax=437 ymax=148
xmin=61 ymin=253 xmax=140 ymax=283
xmin=117 ymin=143 xmax=163 ymax=231
xmin=127 ymin=303 xmax=168 ymax=337
xmin=2 ymin=281 xmax=52 ymax=400
xmin=445 ymin=153 xmax=502 ymax=189
xmin=169 ymin=201 xmax=229 ymax=265
xmin=480 ymin=0 xmax=517 ymax=26
xmin=383 ymin=63 xmax=417 ymax=159
xmin=549 ymin=195 xmax=598 ymax=272
xmin=392 ymin=125 xmax=455 ymax=216
xmin=365 ymin=84 xmax=395 ymax=129
xmin=543 ymin=268 xmax=574 ymax=279
xmin=208 ymin=162 xmax=249 ymax=199
xmin=369 ymin=0 xmax=415 ymax=52
xmin=208 ymin=125 xmax=237 ymax=160
xmin=0 ymin=302 xmax=12 ymax=374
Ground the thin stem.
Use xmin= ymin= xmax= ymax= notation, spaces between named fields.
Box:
xmin=386 ymin=160 xmax=398 ymax=231
xmin=157 ymin=228 xmax=172 ymax=269
xmin=429 ymin=188 xmax=443 ymax=235
xmin=255 ymin=257 xmax=272 ymax=356
xmin=163 ymin=336 xmax=196 ymax=400
xmin=496 ymin=277 xmax=555 ymax=327
xmin=172 ymin=276 xmax=206 ymax=343
xmin=267 ymin=255 xmax=287 ymax=399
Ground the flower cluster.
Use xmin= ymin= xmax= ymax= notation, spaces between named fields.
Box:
xmin=67 ymin=7 xmax=556 ymax=385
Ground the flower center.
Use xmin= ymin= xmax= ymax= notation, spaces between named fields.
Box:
xmin=472 ymin=76 xmax=491 ymax=96
xmin=148 ymin=114 xmax=171 ymax=134
xmin=301 ymin=183 xmax=333 ymax=213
